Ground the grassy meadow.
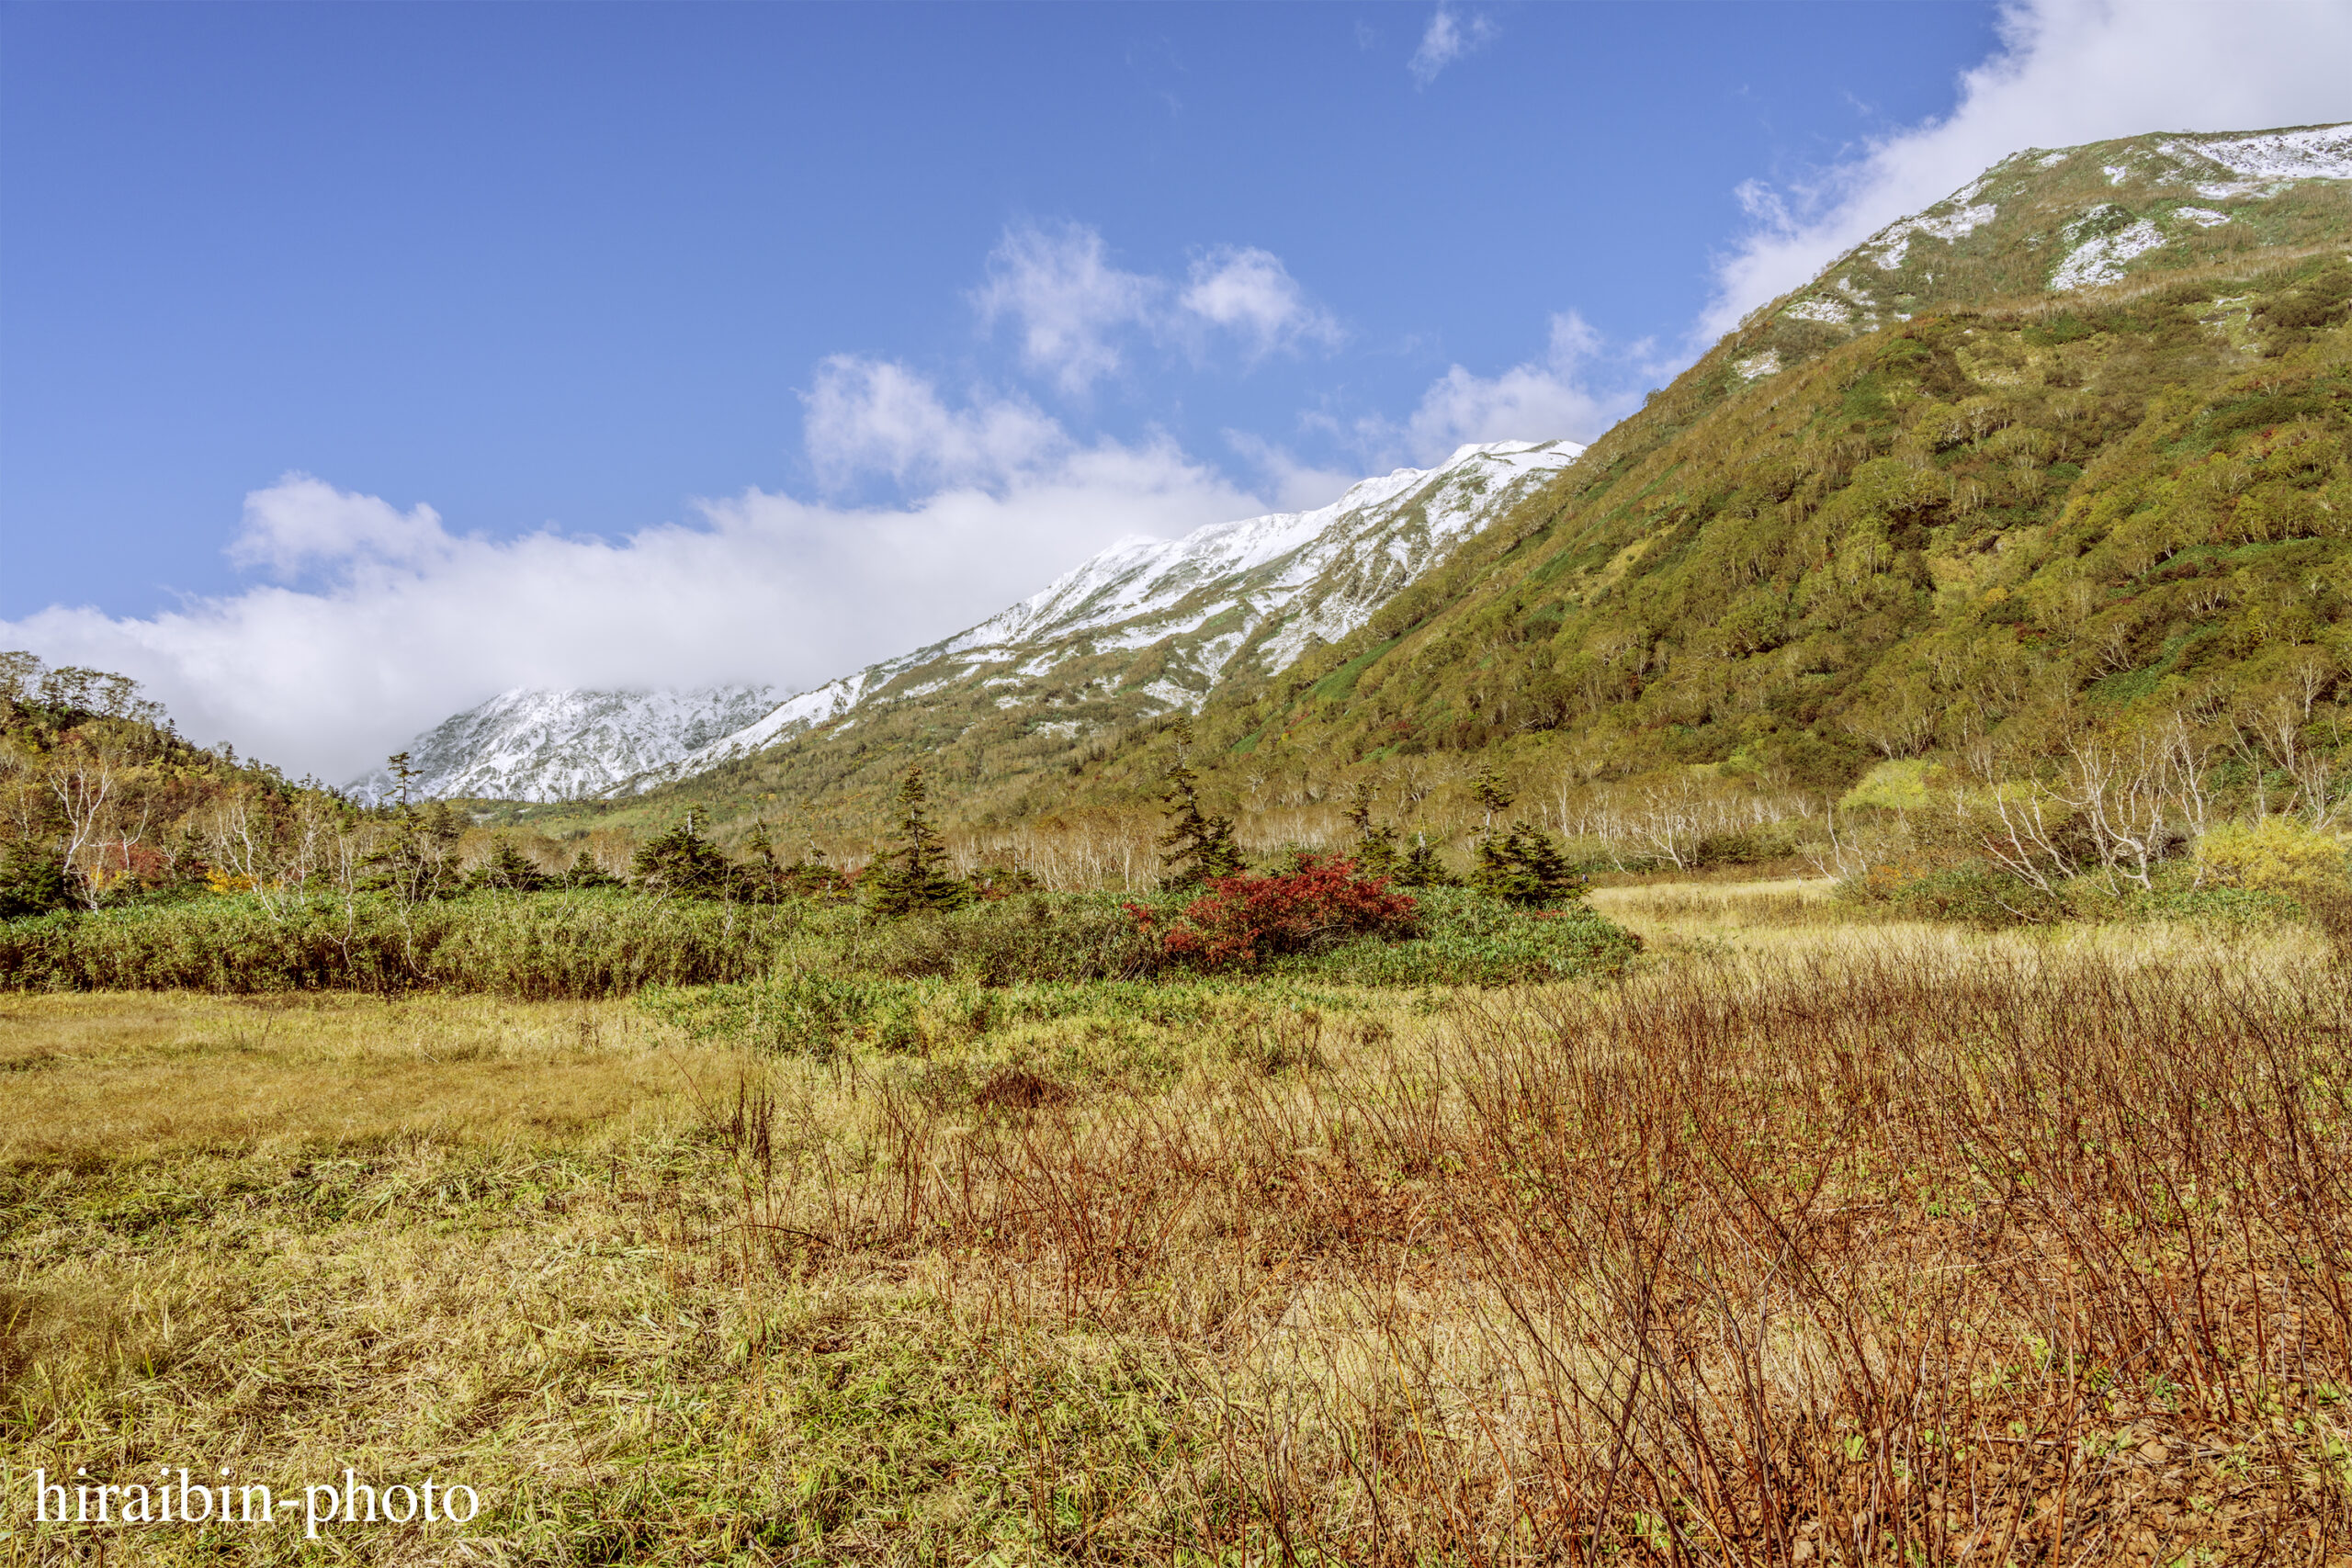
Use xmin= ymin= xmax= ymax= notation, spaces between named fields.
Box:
xmin=5 ymin=888 xmax=2349 ymax=1565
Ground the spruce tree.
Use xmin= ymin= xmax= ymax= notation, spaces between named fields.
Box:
xmin=357 ymin=751 xmax=448 ymax=902
xmin=0 ymin=842 xmax=74 ymax=918
xmin=561 ymin=850 xmax=620 ymax=890
xmin=744 ymin=819 xmax=782 ymax=899
xmin=1472 ymin=764 xmax=1515 ymax=828
xmin=866 ymin=766 xmax=970 ymax=916
xmin=1396 ymin=830 xmax=1460 ymax=888
xmin=1156 ymin=718 xmax=1243 ymax=886
xmin=384 ymin=750 xmax=419 ymax=808
xmin=1345 ymin=782 xmax=1400 ymax=880
xmin=1471 ymin=824 xmax=1588 ymax=907
xmin=465 ymin=840 xmax=550 ymax=893
xmin=631 ymin=812 xmax=736 ymax=897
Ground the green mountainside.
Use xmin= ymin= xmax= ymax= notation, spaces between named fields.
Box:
xmin=503 ymin=124 xmax=2352 ymax=870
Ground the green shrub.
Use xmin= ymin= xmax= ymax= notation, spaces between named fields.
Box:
xmin=848 ymin=892 xmax=1169 ymax=983
xmin=2137 ymin=881 xmax=2306 ymax=931
xmin=1879 ymin=863 xmax=2060 ymax=928
xmin=0 ymin=891 xmax=808 ymax=997
xmin=639 ymin=973 xmax=1316 ymax=1059
xmin=1 ymin=883 xmax=1642 ymax=998
xmin=1860 ymin=856 xmax=2314 ymax=933
xmin=1272 ymin=888 xmax=1640 ymax=986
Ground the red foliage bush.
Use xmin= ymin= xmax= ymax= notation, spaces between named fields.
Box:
xmin=1127 ymin=855 xmax=1419 ymax=970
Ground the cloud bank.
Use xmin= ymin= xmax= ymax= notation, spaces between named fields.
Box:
xmin=1702 ymin=0 xmax=2352 ymax=339
xmin=5 ymin=389 xmax=1261 ymax=782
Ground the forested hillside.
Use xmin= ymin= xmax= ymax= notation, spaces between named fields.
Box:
xmin=493 ymin=127 xmax=2352 ymax=895
xmin=1175 ymin=248 xmax=2352 ymax=795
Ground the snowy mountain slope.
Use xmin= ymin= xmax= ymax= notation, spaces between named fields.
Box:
xmin=618 ymin=439 xmax=1580 ymax=792
xmin=348 ymin=685 xmax=776 ymax=804
xmin=1756 ymin=121 xmax=2352 ymax=341
xmin=368 ymin=440 xmax=1579 ymax=803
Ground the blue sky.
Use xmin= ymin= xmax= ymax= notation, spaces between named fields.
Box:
xmin=5 ymin=0 xmax=2348 ymax=775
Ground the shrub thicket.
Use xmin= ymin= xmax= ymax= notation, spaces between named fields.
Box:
xmin=0 ymin=878 xmax=1640 ymax=996
xmin=0 ymin=891 xmax=806 ymax=997
xmin=1130 ymin=855 xmax=1419 ymax=970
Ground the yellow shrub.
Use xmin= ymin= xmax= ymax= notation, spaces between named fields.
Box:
xmin=2195 ymin=817 xmax=2352 ymax=899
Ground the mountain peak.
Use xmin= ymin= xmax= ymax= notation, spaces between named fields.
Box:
xmin=368 ymin=437 xmax=1585 ymax=803
xmin=1751 ymin=120 xmax=2352 ymax=344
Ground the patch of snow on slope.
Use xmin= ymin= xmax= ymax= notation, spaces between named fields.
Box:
xmin=1137 ymin=680 xmax=1200 ymax=712
xmin=2050 ymin=216 xmax=2165 ymax=291
xmin=1784 ymin=298 xmax=1851 ymax=325
xmin=2173 ymin=124 xmax=2352 ymax=193
xmin=2176 ymin=207 xmax=2233 ymax=228
xmin=1735 ymin=351 xmax=1781 ymax=380
xmin=350 ymin=684 xmax=776 ymax=803
xmin=1195 ymin=629 xmax=1248 ymax=680
xmin=650 ymin=676 xmax=865 ymax=773
xmin=1868 ymin=188 xmax=1998 ymax=270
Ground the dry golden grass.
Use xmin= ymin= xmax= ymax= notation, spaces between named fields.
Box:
xmin=6 ymin=892 xmax=2349 ymax=1563
xmin=0 ymin=993 xmax=708 ymax=1164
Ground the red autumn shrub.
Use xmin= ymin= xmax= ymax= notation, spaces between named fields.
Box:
xmin=1127 ymin=855 xmax=1419 ymax=970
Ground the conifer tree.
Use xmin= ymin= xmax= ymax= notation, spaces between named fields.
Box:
xmin=865 ymin=766 xmax=970 ymax=916
xmin=632 ymin=812 xmax=736 ymax=897
xmin=385 ymin=751 xmax=419 ymax=808
xmin=743 ymin=819 xmax=782 ymax=898
xmin=466 ymin=840 xmax=550 ymax=893
xmin=1471 ymin=824 xmax=1587 ymax=907
xmin=1156 ymin=717 xmax=1244 ymax=886
xmin=358 ymin=751 xmax=449 ymax=902
xmin=1472 ymin=764 xmax=1515 ymax=829
xmin=1344 ymin=782 xmax=1400 ymax=880
xmin=561 ymin=849 xmax=620 ymax=890
xmin=1396 ymin=830 xmax=1460 ymax=888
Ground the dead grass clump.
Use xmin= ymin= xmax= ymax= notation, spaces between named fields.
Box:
xmin=972 ymin=1065 xmax=1074 ymax=1112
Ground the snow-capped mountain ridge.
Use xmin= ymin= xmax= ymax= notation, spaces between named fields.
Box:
xmin=349 ymin=685 xmax=777 ymax=805
xmin=1760 ymin=120 xmax=2352 ymax=337
xmin=363 ymin=440 xmax=1580 ymax=802
xmin=619 ymin=439 xmax=1579 ymax=793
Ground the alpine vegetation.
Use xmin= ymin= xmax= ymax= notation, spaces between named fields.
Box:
xmin=10 ymin=118 xmax=2352 ymax=1567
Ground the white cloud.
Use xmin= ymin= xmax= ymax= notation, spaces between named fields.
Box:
xmin=976 ymin=223 xmax=1343 ymax=392
xmin=3 ymin=391 xmax=1264 ymax=783
xmin=1179 ymin=247 xmax=1343 ymax=360
xmin=1408 ymin=4 xmax=1497 ymax=89
xmin=802 ymin=356 xmax=1064 ymax=491
xmin=1223 ymin=430 xmax=1360 ymax=513
xmin=1701 ymin=0 xmax=2352 ymax=339
xmin=1379 ymin=312 xmax=1642 ymax=464
xmin=228 ymin=474 xmax=456 ymax=580
xmin=972 ymin=222 xmax=1162 ymax=395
